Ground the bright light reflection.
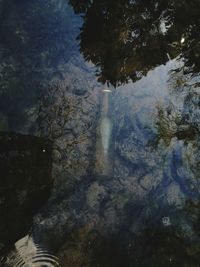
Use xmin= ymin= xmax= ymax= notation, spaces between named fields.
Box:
xmin=103 ymin=89 xmax=112 ymax=93
xmin=181 ymin=37 xmax=185 ymax=44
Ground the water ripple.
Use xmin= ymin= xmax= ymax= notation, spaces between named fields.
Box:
xmin=5 ymin=236 xmax=60 ymax=267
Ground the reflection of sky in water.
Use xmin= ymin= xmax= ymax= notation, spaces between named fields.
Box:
xmin=1 ymin=0 xmax=200 ymax=266
xmin=29 ymin=57 xmax=200 ymax=265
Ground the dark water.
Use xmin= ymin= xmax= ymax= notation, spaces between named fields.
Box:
xmin=0 ymin=0 xmax=200 ymax=266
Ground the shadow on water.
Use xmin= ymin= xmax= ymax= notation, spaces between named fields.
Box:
xmin=0 ymin=132 xmax=53 ymax=258
xmin=57 ymin=218 xmax=200 ymax=267
xmin=86 ymin=228 xmax=200 ymax=267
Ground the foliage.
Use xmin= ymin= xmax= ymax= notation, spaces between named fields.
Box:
xmin=69 ymin=0 xmax=200 ymax=86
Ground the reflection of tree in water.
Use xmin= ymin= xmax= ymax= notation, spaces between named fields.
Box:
xmin=155 ymin=102 xmax=199 ymax=146
xmin=155 ymin=67 xmax=200 ymax=149
xmin=153 ymin=69 xmax=200 ymax=260
xmin=0 ymin=0 xmax=73 ymax=130
xmin=69 ymin=0 xmax=200 ymax=86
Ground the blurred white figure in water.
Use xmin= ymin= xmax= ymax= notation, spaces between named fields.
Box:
xmin=100 ymin=116 xmax=112 ymax=155
xmin=95 ymin=88 xmax=113 ymax=176
xmin=100 ymin=89 xmax=112 ymax=157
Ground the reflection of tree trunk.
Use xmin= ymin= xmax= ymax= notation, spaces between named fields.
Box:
xmin=95 ymin=88 xmax=113 ymax=176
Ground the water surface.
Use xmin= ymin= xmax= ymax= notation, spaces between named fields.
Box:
xmin=0 ymin=0 xmax=200 ymax=266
